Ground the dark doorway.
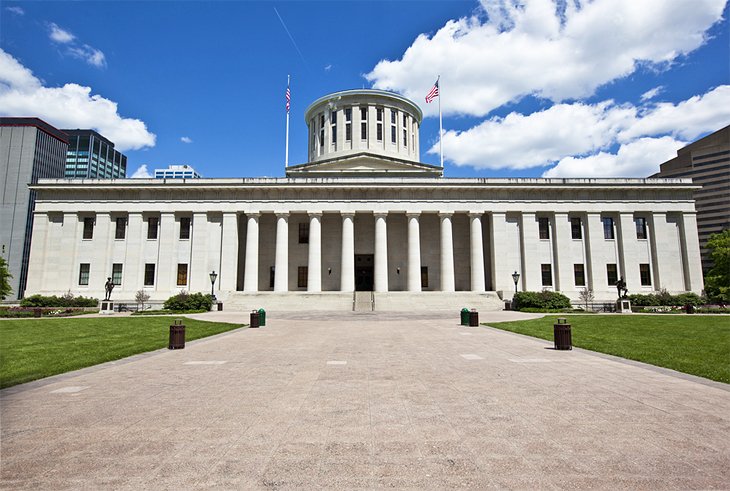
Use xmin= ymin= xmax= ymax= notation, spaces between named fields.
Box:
xmin=355 ymin=254 xmax=374 ymax=291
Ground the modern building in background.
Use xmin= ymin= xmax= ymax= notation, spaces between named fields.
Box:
xmin=63 ymin=129 xmax=127 ymax=179
xmin=653 ymin=125 xmax=729 ymax=271
xmin=1 ymin=118 xmax=68 ymax=300
xmin=25 ymin=90 xmax=705 ymax=310
xmin=154 ymin=164 xmax=201 ymax=179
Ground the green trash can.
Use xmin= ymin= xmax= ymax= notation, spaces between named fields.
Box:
xmin=460 ymin=308 xmax=469 ymax=326
xmin=258 ymin=308 xmax=266 ymax=326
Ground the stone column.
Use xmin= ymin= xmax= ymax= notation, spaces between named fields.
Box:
xmin=190 ymin=212 xmax=209 ymax=292
xmin=679 ymin=212 xmax=704 ymax=293
xmin=308 ymin=213 xmax=322 ymax=292
xmin=440 ymin=213 xmax=455 ymax=292
xmin=374 ymin=212 xmax=388 ymax=292
xmin=469 ymin=213 xmax=485 ymax=292
xmin=552 ymin=213 xmax=573 ymax=292
xmin=274 ymin=213 xmax=289 ymax=292
xmin=124 ymin=212 xmax=144 ymax=292
xmin=25 ymin=212 xmax=49 ymax=293
xmin=340 ymin=213 xmax=355 ymax=292
xmin=584 ymin=212 xmax=605 ymax=292
xmin=220 ymin=212 xmax=239 ymax=292
xmin=243 ymin=213 xmax=260 ymax=292
xmin=407 ymin=213 xmax=421 ymax=292
xmin=489 ymin=212 xmax=511 ymax=293
xmin=616 ymin=212 xmax=640 ymax=291
xmin=157 ymin=212 xmax=176 ymax=292
xmin=89 ymin=212 xmax=111 ymax=291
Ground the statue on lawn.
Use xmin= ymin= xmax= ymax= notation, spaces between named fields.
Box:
xmin=616 ymin=276 xmax=628 ymax=299
xmin=104 ymin=277 xmax=115 ymax=301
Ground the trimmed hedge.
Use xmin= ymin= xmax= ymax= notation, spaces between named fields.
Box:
xmin=512 ymin=291 xmax=571 ymax=311
xmin=20 ymin=293 xmax=99 ymax=308
xmin=163 ymin=291 xmax=213 ymax=312
xmin=629 ymin=291 xmax=704 ymax=307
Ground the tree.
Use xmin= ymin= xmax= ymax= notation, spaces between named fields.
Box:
xmin=578 ymin=287 xmax=594 ymax=311
xmin=135 ymin=289 xmax=150 ymax=311
xmin=704 ymin=229 xmax=730 ymax=304
xmin=0 ymin=256 xmax=12 ymax=300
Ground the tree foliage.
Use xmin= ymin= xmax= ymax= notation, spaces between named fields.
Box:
xmin=0 ymin=256 xmax=11 ymax=300
xmin=704 ymin=229 xmax=730 ymax=304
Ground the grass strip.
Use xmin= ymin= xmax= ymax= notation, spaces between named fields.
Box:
xmin=487 ymin=315 xmax=730 ymax=384
xmin=0 ymin=316 xmax=244 ymax=389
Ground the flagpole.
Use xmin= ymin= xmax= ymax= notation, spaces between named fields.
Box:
xmin=438 ymin=75 xmax=443 ymax=168
xmin=285 ymin=75 xmax=290 ymax=166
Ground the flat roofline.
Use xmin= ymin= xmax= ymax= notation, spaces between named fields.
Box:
xmin=0 ymin=117 xmax=69 ymax=144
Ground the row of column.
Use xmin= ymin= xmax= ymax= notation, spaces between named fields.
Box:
xmin=241 ymin=212 xmax=487 ymax=293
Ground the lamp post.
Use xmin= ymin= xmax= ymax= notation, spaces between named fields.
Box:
xmin=209 ymin=270 xmax=218 ymax=301
xmin=511 ymin=271 xmax=520 ymax=293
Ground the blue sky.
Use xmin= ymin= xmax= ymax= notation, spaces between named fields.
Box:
xmin=1 ymin=0 xmax=728 ymax=179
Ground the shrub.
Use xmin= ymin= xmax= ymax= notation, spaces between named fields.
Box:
xmin=513 ymin=291 xmax=571 ymax=311
xmin=163 ymin=291 xmax=213 ymax=312
xmin=20 ymin=293 xmax=98 ymax=308
xmin=629 ymin=291 xmax=704 ymax=307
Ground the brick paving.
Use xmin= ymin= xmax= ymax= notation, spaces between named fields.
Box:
xmin=1 ymin=310 xmax=729 ymax=490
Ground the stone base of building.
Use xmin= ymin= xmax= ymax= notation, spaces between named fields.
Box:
xmin=222 ymin=291 xmax=503 ymax=312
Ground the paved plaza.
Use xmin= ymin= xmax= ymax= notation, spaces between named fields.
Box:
xmin=1 ymin=311 xmax=729 ymax=490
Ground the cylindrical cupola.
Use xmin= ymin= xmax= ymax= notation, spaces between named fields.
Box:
xmin=304 ymin=89 xmax=422 ymax=164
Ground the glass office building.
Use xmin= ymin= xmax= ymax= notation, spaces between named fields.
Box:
xmin=63 ymin=129 xmax=127 ymax=178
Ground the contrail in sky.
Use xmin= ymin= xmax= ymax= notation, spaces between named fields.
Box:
xmin=274 ymin=7 xmax=308 ymax=68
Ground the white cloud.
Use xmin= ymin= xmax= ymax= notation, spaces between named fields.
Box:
xmin=48 ymin=23 xmax=75 ymax=44
xmin=129 ymin=164 xmax=152 ymax=179
xmin=543 ymin=136 xmax=684 ymax=178
xmin=620 ymin=85 xmax=730 ymax=141
xmin=180 ymin=136 xmax=192 ymax=144
xmin=5 ymin=6 xmax=24 ymax=15
xmin=366 ymin=0 xmax=726 ymax=117
xmin=0 ymin=49 xmax=156 ymax=151
xmin=47 ymin=23 xmax=106 ymax=68
xmin=640 ymin=86 xmax=664 ymax=102
xmin=433 ymin=85 xmax=730 ymax=176
xmin=324 ymin=64 xmax=333 ymax=71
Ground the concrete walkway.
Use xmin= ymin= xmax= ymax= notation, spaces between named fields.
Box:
xmin=1 ymin=311 xmax=728 ymax=490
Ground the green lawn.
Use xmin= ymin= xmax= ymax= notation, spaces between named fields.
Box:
xmin=0 ymin=316 xmax=244 ymax=389
xmin=486 ymin=315 xmax=730 ymax=384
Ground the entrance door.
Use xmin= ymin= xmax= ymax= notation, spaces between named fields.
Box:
xmin=355 ymin=254 xmax=374 ymax=291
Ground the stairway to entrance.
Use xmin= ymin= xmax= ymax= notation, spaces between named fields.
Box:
xmin=353 ymin=291 xmax=374 ymax=311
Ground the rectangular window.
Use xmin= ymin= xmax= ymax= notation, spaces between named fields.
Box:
xmin=78 ymin=263 xmax=90 ymax=286
xmin=299 ymin=222 xmax=309 ymax=244
xmin=603 ymin=217 xmax=615 ymax=239
xmin=83 ymin=217 xmax=94 ymax=239
xmin=147 ymin=217 xmax=159 ymax=240
xmin=180 ymin=217 xmax=191 ymax=240
xmin=177 ymin=264 xmax=188 ymax=286
xmin=144 ymin=264 xmax=155 ymax=286
xmin=298 ymin=266 xmax=308 ymax=288
xmin=390 ymin=110 xmax=397 ymax=144
xmin=115 ymin=217 xmax=126 ymax=239
xmin=330 ymin=110 xmax=337 ymax=145
xmin=541 ymin=264 xmax=553 ymax=287
xmin=640 ymin=264 xmax=651 ymax=286
xmin=345 ymin=108 xmax=352 ymax=141
xmin=538 ymin=217 xmax=550 ymax=240
xmin=319 ymin=113 xmax=325 ymax=147
xmin=606 ymin=264 xmax=618 ymax=286
xmin=421 ymin=266 xmax=428 ymax=288
xmin=360 ymin=107 xmax=367 ymax=139
xmin=403 ymin=128 xmax=407 ymax=147
xmin=574 ymin=264 xmax=585 ymax=287
xmin=112 ymin=263 xmax=123 ymax=286
xmin=391 ymin=125 xmax=396 ymax=144
xmin=376 ymin=108 xmax=383 ymax=141
xmin=635 ymin=217 xmax=647 ymax=240
xmin=269 ymin=266 xmax=275 ymax=289
xmin=571 ymin=217 xmax=582 ymax=239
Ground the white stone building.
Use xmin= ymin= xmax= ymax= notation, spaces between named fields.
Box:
xmin=25 ymin=90 xmax=704 ymax=310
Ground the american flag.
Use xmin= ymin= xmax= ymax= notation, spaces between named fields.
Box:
xmin=425 ymin=79 xmax=439 ymax=103
xmin=285 ymin=85 xmax=291 ymax=113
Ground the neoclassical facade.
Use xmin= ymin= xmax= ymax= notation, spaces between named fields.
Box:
xmin=25 ymin=90 xmax=704 ymax=310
